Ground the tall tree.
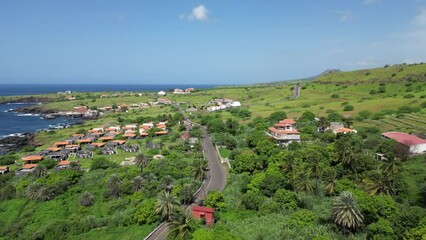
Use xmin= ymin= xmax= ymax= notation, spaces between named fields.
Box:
xmin=135 ymin=153 xmax=148 ymax=175
xmin=106 ymin=175 xmax=122 ymax=198
xmin=323 ymin=168 xmax=338 ymax=196
xmin=33 ymin=165 xmax=47 ymax=178
xmin=168 ymin=210 xmax=193 ymax=240
xmin=67 ymin=161 xmax=81 ymax=171
xmin=156 ymin=191 xmax=180 ymax=222
xmin=332 ymin=191 xmax=363 ymax=232
xmin=295 ymin=172 xmax=314 ymax=193
xmin=362 ymin=170 xmax=395 ymax=196
xmin=132 ymin=176 xmax=144 ymax=192
xmin=191 ymin=159 xmax=208 ymax=182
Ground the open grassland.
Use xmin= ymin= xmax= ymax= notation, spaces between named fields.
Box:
xmin=315 ymin=63 xmax=426 ymax=84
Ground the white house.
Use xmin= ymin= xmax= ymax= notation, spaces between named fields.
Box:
xmin=157 ymin=91 xmax=166 ymax=96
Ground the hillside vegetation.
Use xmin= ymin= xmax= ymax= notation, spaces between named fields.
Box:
xmin=315 ymin=63 xmax=426 ymax=84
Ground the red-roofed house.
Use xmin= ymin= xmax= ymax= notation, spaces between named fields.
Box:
xmin=267 ymin=118 xmax=300 ymax=146
xmin=382 ymin=132 xmax=426 ymax=154
xmin=73 ymin=106 xmax=88 ymax=114
xmin=192 ymin=206 xmax=215 ymax=225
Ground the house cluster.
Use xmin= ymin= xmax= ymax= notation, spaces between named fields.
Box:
xmin=206 ymin=98 xmax=242 ymax=112
xmin=10 ymin=122 xmax=170 ymax=176
xmin=266 ymin=119 xmax=301 ymax=146
xmin=172 ymin=88 xmax=194 ymax=94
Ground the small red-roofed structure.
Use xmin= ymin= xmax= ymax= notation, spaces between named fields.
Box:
xmin=192 ymin=206 xmax=215 ymax=225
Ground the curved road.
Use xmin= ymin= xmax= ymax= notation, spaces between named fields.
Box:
xmin=145 ymin=125 xmax=228 ymax=240
xmin=292 ymin=83 xmax=301 ymax=99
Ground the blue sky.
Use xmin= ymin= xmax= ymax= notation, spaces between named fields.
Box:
xmin=0 ymin=0 xmax=425 ymax=85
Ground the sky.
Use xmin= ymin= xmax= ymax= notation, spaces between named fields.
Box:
xmin=0 ymin=0 xmax=426 ymax=85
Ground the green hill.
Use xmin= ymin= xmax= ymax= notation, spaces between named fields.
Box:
xmin=314 ymin=63 xmax=426 ymax=84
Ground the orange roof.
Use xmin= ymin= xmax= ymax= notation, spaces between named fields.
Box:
xmin=338 ymin=128 xmax=354 ymax=133
xmin=77 ymin=139 xmax=92 ymax=143
xmin=125 ymin=130 xmax=136 ymax=134
xmin=47 ymin=147 xmax=61 ymax=152
xmin=65 ymin=144 xmax=80 ymax=148
xmin=73 ymin=134 xmax=85 ymax=137
xmin=22 ymin=164 xmax=37 ymax=169
xmin=279 ymin=119 xmax=296 ymax=125
xmin=54 ymin=142 xmax=69 ymax=146
xmin=140 ymin=125 xmax=151 ymax=130
xmin=155 ymin=131 xmax=168 ymax=135
xmin=112 ymin=140 xmax=126 ymax=145
xmin=268 ymin=127 xmax=300 ymax=135
xmin=88 ymin=129 xmax=101 ymax=133
xmin=0 ymin=166 xmax=9 ymax=170
xmin=140 ymin=132 xmax=149 ymax=136
xmin=59 ymin=161 xmax=70 ymax=165
xmin=22 ymin=155 xmax=43 ymax=161
xmin=91 ymin=142 xmax=105 ymax=147
xmin=99 ymin=136 xmax=114 ymax=141
xmin=123 ymin=134 xmax=136 ymax=137
xmin=156 ymin=124 xmax=166 ymax=128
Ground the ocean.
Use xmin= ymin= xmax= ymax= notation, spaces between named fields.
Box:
xmin=0 ymin=84 xmax=217 ymax=96
xmin=0 ymin=103 xmax=82 ymax=138
xmin=0 ymin=84 xmax=218 ymax=138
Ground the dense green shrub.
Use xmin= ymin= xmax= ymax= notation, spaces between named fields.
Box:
xmin=241 ymin=192 xmax=264 ymax=210
xmin=343 ymin=105 xmax=354 ymax=111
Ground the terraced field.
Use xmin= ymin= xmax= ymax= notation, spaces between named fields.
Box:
xmin=360 ymin=111 xmax=426 ymax=133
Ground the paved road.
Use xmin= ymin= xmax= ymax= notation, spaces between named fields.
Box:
xmin=292 ymin=83 xmax=301 ymax=99
xmin=145 ymin=125 xmax=228 ymax=240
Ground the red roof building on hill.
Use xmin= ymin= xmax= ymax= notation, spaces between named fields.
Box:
xmin=382 ymin=132 xmax=426 ymax=154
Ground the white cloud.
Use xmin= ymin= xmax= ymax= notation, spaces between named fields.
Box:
xmin=180 ymin=5 xmax=209 ymax=21
xmin=335 ymin=10 xmax=352 ymax=21
xmin=363 ymin=0 xmax=380 ymax=5
xmin=412 ymin=7 xmax=426 ymax=26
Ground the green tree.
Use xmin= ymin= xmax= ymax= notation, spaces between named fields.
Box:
xmin=241 ymin=191 xmax=264 ymax=210
xmin=79 ymin=191 xmax=94 ymax=206
xmin=33 ymin=165 xmax=47 ymax=178
xmin=332 ymin=191 xmax=363 ymax=232
xmin=132 ymin=176 xmax=144 ymax=192
xmin=204 ymin=191 xmax=226 ymax=211
xmin=133 ymin=199 xmax=159 ymax=224
xmin=268 ymin=111 xmax=287 ymax=123
xmin=168 ymin=210 xmax=193 ymax=240
xmin=274 ymin=188 xmax=297 ymax=210
xmin=191 ymin=159 xmax=207 ymax=182
xmin=135 ymin=153 xmax=148 ymax=175
xmin=106 ymin=175 xmax=122 ymax=198
xmin=156 ymin=191 xmax=179 ymax=222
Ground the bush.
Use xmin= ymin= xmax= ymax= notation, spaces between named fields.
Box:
xmin=0 ymin=155 xmax=18 ymax=165
xmin=274 ymin=188 xmax=297 ymax=210
xmin=39 ymin=159 xmax=58 ymax=169
xmin=91 ymin=157 xmax=117 ymax=170
xmin=343 ymin=105 xmax=354 ymax=111
xmin=241 ymin=192 xmax=264 ymax=210
xmin=404 ymin=93 xmax=415 ymax=99
xmin=397 ymin=105 xmax=420 ymax=114
xmin=204 ymin=191 xmax=226 ymax=211
xmin=22 ymin=145 xmax=36 ymax=152
xmin=133 ymin=199 xmax=159 ymax=224
xmin=289 ymin=209 xmax=316 ymax=227
xmin=370 ymin=89 xmax=377 ymax=95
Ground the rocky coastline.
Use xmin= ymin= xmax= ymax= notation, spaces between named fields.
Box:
xmin=0 ymin=133 xmax=37 ymax=155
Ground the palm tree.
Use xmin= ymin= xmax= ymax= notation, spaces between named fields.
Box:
xmin=323 ymin=169 xmax=338 ymax=196
xmin=33 ymin=165 xmax=47 ymax=178
xmin=332 ymin=191 xmax=363 ymax=232
xmin=37 ymin=186 xmax=53 ymax=201
xmin=382 ymin=157 xmax=400 ymax=196
xmin=106 ymin=175 xmax=122 ymax=198
xmin=295 ymin=172 xmax=314 ymax=193
xmin=362 ymin=170 xmax=394 ymax=196
xmin=26 ymin=183 xmax=53 ymax=201
xmin=156 ymin=191 xmax=180 ymax=222
xmin=160 ymin=175 xmax=175 ymax=192
xmin=67 ymin=161 xmax=81 ymax=171
xmin=168 ymin=210 xmax=192 ymax=240
xmin=25 ymin=182 xmax=43 ymax=200
xmin=135 ymin=153 xmax=148 ymax=175
xmin=191 ymin=159 xmax=207 ymax=181
xmin=143 ymin=172 xmax=157 ymax=184
xmin=132 ymin=176 xmax=144 ymax=192
xmin=79 ymin=191 xmax=95 ymax=206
